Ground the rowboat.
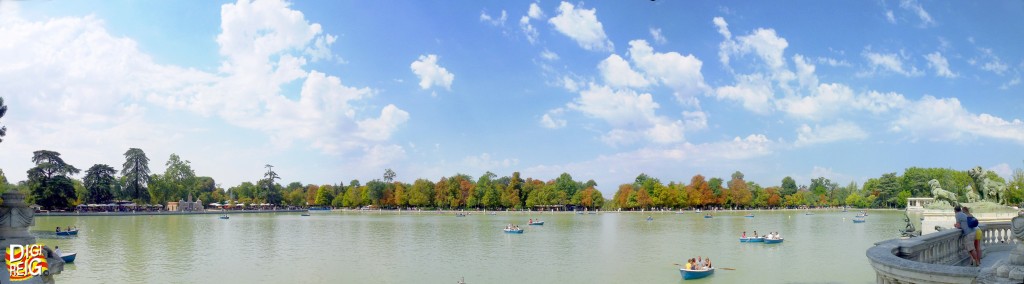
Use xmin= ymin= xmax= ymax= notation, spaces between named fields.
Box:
xmin=765 ymin=238 xmax=784 ymax=244
xmin=503 ymin=228 xmax=524 ymax=234
xmin=680 ymin=267 xmax=714 ymax=280
xmin=703 ymin=215 xmax=713 ymax=219
xmin=853 ymin=217 xmax=866 ymax=223
xmin=739 ymin=237 xmax=765 ymax=243
xmin=744 ymin=214 xmax=754 ymax=218
xmin=56 ymin=229 xmax=79 ymax=236
xmin=60 ymin=253 xmax=76 ymax=263
xmin=455 ymin=213 xmax=467 ymax=217
xmin=646 ymin=216 xmax=654 ymax=221
xmin=528 ymin=221 xmax=544 ymax=225
xmin=219 ymin=215 xmax=229 ymax=219
xmin=300 ymin=213 xmax=310 ymax=217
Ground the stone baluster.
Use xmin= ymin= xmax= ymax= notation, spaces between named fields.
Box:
xmin=995 ymin=214 xmax=1024 ymax=281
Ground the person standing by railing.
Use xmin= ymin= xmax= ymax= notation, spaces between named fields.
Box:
xmin=953 ymin=206 xmax=980 ymax=266
xmin=963 ymin=207 xmax=982 ymax=259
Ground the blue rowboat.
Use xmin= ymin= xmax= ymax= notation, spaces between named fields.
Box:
xmin=60 ymin=253 xmax=76 ymax=263
xmin=300 ymin=213 xmax=310 ymax=217
xmin=739 ymin=237 xmax=750 ymax=243
xmin=646 ymin=217 xmax=654 ymax=221
xmin=529 ymin=221 xmax=544 ymax=225
xmin=853 ymin=217 xmax=866 ymax=223
xmin=703 ymin=215 xmax=713 ymax=219
xmin=219 ymin=215 xmax=229 ymax=219
xmin=749 ymin=237 xmax=765 ymax=242
xmin=744 ymin=214 xmax=754 ymax=218
xmin=56 ymin=229 xmax=78 ymax=236
xmin=680 ymin=268 xmax=714 ymax=280
xmin=503 ymin=228 xmax=524 ymax=234
xmin=765 ymin=238 xmax=784 ymax=244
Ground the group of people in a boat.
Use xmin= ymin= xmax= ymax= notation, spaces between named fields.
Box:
xmin=528 ymin=218 xmax=541 ymax=224
xmin=684 ymin=256 xmax=712 ymax=270
xmin=55 ymin=226 xmax=76 ymax=233
xmin=505 ymin=224 xmax=520 ymax=230
xmin=741 ymin=231 xmax=782 ymax=239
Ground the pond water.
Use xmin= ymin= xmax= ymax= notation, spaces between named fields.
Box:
xmin=36 ymin=209 xmax=904 ymax=283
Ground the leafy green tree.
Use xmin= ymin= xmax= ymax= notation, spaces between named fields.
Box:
xmin=27 ymin=150 xmax=80 ymax=210
xmin=121 ymin=148 xmax=151 ymax=202
xmin=258 ymin=164 xmax=281 ymax=204
xmin=781 ymin=176 xmax=797 ymax=196
xmin=502 ymin=172 xmax=523 ymax=209
xmin=383 ymin=168 xmax=396 ymax=182
xmin=314 ymin=185 xmax=334 ymax=206
xmin=83 ymin=164 xmax=116 ymax=204
xmin=876 ymin=173 xmax=902 ymax=207
xmin=331 ymin=191 xmax=345 ymax=208
xmin=163 ymin=154 xmax=197 ymax=200
xmin=728 ymin=171 xmax=751 ymax=208
xmin=366 ymin=179 xmax=386 ymax=206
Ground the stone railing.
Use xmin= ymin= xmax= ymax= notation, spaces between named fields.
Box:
xmin=867 ymin=222 xmax=1019 ymax=283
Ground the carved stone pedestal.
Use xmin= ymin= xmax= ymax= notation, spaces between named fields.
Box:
xmin=0 ymin=192 xmax=63 ymax=284
xmin=994 ymin=214 xmax=1024 ymax=282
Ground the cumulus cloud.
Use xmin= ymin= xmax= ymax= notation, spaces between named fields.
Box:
xmin=540 ymin=49 xmax=560 ymax=61
xmin=861 ymin=51 xmax=923 ymax=77
xmin=892 ymin=95 xmax=1024 ymax=144
xmin=924 ymin=51 xmax=957 ymax=78
xmin=520 ymin=16 xmax=539 ymax=44
xmin=410 ymin=54 xmax=455 ymax=91
xmin=795 ymin=121 xmax=868 ymax=146
xmin=463 ymin=153 xmax=519 ymax=171
xmin=627 ymin=40 xmax=709 ymax=100
xmin=714 ymin=73 xmax=775 ymax=114
xmin=548 ymin=1 xmax=613 ymax=52
xmin=598 ymin=54 xmax=651 ymax=89
xmin=0 ymin=0 xmax=411 ymax=184
xmin=528 ymin=3 xmax=545 ymax=19
xmin=567 ymin=84 xmax=686 ymax=145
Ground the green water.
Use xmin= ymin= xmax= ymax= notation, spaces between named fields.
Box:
xmin=35 ymin=210 xmax=903 ymax=283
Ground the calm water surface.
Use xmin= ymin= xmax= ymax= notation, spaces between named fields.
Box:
xmin=36 ymin=210 xmax=904 ymax=283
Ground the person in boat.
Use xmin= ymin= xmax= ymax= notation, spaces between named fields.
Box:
xmin=742 ymin=231 xmax=747 ymax=238
xmin=529 ymin=218 xmax=533 ymax=224
xmin=55 ymin=227 xmax=60 ymax=233
xmin=54 ymin=246 xmax=62 ymax=257
xmin=753 ymin=231 xmax=758 ymax=238
xmin=705 ymin=257 xmax=712 ymax=270
xmin=684 ymin=258 xmax=692 ymax=270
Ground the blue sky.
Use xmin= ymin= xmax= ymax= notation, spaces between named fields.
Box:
xmin=0 ymin=0 xmax=1022 ymax=195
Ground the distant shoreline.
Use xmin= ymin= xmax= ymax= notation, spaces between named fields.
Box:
xmin=326 ymin=207 xmax=900 ymax=215
xmin=34 ymin=209 xmax=307 ymax=217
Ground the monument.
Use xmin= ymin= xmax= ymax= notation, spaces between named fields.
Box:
xmin=0 ymin=191 xmax=63 ymax=284
xmin=920 ymin=166 xmax=1018 ymax=235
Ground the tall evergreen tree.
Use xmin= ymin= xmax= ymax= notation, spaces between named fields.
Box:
xmin=28 ymin=150 xmax=80 ymax=210
xmin=121 ymin=148 xmax=151 ymax=202
xmin=84 ymin=164 xmax=117 ymax=204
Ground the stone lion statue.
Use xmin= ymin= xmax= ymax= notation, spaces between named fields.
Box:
xmin=968 ymin=166 xmax=1007 ymax=204
xmin=965 ymin=185 xmax=980 ymax=203
xmin=929 ymin=179 xmax=958 ymax=207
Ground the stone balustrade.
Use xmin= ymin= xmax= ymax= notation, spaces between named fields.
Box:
xmin=868 ymin=221 xmax=1020 ymax=283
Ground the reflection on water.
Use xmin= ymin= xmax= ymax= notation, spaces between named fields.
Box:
xmin=35 ymin=210 xmax=902 ymax=283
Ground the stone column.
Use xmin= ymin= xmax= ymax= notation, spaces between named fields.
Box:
xmin=995 ymin=214 xmax=1024 ymax=281
xmin=0 ymin=192 xmax=63 ymax=284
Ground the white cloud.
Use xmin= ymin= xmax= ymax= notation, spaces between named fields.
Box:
xmin=540 ymin=108 xmax=567 ymax=129
xmin=410 ymin=54 xmax=455 ymax=91
xmin=627 ymin=40 xmax=709 ymax=100
xmin=528 ymin=3 xmax=545 ymax=19
xmin=480 ymin=10 xmax=507 ymax=26
xmin=795 ymin=121 xmax=868 ymax=146
xmin=973 ymin=48 xmax=1010 ymax=75
xmin=560 ymin=75 xmax=580 ymax=92
xmin=1001 ymin=77 xmax=1021 ymax=90
xmin=990 ymin=163 xmax=1012 ymax=179
xmin=712 ymin=17 xmax=731 ymax=40
xmin=548 ymin=1 xmax=613 ymax=52
xmin=356 ymin=104 xmax=410 ymax=141
xmin=924 ymin=52 xmax=957 ymax=78
xmin=714 ymin=73 xmax=774 ymax=114
xmin=861 ymin=51 xmax=923 ymax=77
xmin=816 ymin=57 xmax=851 ymax=67
xmin=682 ymin=110 xmax=708 ymax=131
xmin=540 ymin=49 xmax=560 ymax=61
xmin=899 ymin=0 xmax=934 ymax=27
xmin=885 ymin=10 xmax=896 ymax=24
xmin=649 ymin=27 xmax=667 ymax=44
xmin=0 ymin=0 xmax=410 ymax=185
xmin=598 ymin=54 xmax=651 ymax=89
xmin=892 ymin=95 xmax=1024 ymax=144
xmin=567 ymin=84 xmax=685 ymax=145
xmin=520 ymin=16 xmax=539 ymax=44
